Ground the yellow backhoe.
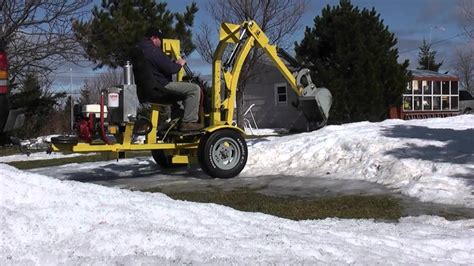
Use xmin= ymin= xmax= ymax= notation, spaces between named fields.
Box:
xmin=49 ymin=21 xmax=332 ymax=178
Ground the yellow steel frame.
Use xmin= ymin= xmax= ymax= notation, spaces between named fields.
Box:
xmin=51 ymin=40 xmax=206 ymax=164
xmin=212 ymin=21 xmax=304 ymax=126
xmin=162 ymin=39 xmax=184 ymax=81
xmin=52 ymin=22 xmax=292 ymax=164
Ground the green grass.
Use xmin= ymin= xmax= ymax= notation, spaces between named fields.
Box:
xmin=0 ymin=146 xmax=23 ymax=156
xmin=147 ymin=188 xmax=402 ymax=221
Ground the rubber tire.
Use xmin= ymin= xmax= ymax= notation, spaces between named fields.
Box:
xmin=152 ymin=150 xmax=184 ymax=168
xmin=51 ymin=136 xmax=78 ymax=145
xmin=198 ymin=129 xmax=247 ymax=179
xmin=0 ymin=95 xmax=8 ymax=132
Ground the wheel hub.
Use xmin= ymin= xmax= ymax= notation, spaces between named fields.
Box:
xmin=212 ymin=138 xmax=240 ymax=170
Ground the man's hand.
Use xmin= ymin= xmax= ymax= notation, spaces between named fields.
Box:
xmin=176 ymin=58 xmax=186 ymax=66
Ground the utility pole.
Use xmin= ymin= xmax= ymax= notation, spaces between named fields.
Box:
xmin=70 ymin=68 xmax=73 ymax=134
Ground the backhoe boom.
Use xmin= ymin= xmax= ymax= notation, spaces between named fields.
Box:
xmin=212 ymin=21 xmax=332 ymax=129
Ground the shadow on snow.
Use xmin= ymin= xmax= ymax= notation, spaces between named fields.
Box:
xmin=381 ymin=124 xmax=474 ymax=184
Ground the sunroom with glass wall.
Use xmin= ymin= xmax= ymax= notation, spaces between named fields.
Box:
xmin=401 ymin=70 xmax=459 ymax=119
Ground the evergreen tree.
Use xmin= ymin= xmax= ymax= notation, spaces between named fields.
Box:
xmin=9 ymin=74 xmax=66 ymax=138
xmin=73 ymin=0 xmax=198 ymax=68
xmin=295 ymin=0 xmax=410 ymax=123
xmin=417 ymin=39 xmax=443 ymax=72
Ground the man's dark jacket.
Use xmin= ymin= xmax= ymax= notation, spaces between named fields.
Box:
xmin=132 ymin=38 xmax=182 ymax=103
xmin=136 ymin=38 xmax=181 ymax=86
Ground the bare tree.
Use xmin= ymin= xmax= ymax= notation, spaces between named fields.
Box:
xmin=195 ymin=0 xmax=308 ymax=127
xmin=459 ymin=0 xmax=474 ymax=39
xmin=79 ymin=69 xmax=123 ymax=104
xmin=454 ymin=48 xmax=474 ymax=94
xmin=0 ymin=0 xmax=91 ymax=84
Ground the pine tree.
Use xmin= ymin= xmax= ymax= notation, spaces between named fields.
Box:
xmin=73 ymin=0 xmax=198 ymax=68
xmin=417 ymin=39 xmax=443 ymax=72
xmin=9 ymin=74 xmax=66 ymax=138
xmin=295 ymin=0 xmax=410 ymax=123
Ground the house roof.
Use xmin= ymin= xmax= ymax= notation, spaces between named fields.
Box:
xmin=410 ymin=69 xmax=459 ymax=81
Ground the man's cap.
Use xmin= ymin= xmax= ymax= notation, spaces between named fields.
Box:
xmin=145 ymin=27 xmax=164 ymax=39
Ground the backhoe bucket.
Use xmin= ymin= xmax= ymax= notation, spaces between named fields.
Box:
xmin=298 ymin=87 xmax=332 ymax=128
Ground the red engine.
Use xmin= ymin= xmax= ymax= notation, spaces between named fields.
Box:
xmin=75 ymin=113 xmax=95 ymax=143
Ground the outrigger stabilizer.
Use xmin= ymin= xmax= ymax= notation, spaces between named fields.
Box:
xmin=48 ymin=20 xmax=332 ymax=178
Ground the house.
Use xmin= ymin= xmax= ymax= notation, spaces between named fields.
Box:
xmin=242 ymin=61 xmax=308 ymax=132
xmin=243 ymin=63 xmax=461 ymax=130
xmin=390 ymin=69 xmax=460 ymax=120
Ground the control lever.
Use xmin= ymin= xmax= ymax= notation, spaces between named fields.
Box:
xmin=180 ymin=53 xmax=195 ymax=78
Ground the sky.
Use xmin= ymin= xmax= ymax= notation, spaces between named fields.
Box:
xmin=1 ymin=115 xmax=473 ymax=263
xmin=52 ymin=0 xmax=473 ymax=93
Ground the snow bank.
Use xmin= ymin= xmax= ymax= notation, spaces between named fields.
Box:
xmin=244 ymin=128 xmax=288 ymax=136
xmin=243 ymin=115 xmax=474 ymax=207
xmin=9 ymin=115 xmax=474 ymax=208
xmin=1 ymin=164 xmax=473 ymax=264
xmin=0 ymin=135 xmax=96 ymax=163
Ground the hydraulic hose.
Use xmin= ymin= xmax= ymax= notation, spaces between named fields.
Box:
xmin=100 ymin=91 xmax=110 ymax=145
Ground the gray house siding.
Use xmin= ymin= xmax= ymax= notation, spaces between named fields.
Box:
xmin=243 ymin=62 xmax=308 ymax=131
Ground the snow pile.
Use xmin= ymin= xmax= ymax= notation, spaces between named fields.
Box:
xmin=1 ymin=163 xmax=473 ymax=264
xmin=0 ymin=135 xmax=96 ymax=163
xmin=244 ymin=127 xmax=288 ymax=136
xmin=5 ymin=115 xmax=473 ymax=207
xmin=243 ymin=115 xmax=474 ymax=207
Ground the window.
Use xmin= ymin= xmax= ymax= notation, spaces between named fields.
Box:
xmin=423 ymin=96 xmax=432 ymax=110
xmin=403 ymin=78 xmax=459 ymax=112
xmin=433 ymin=96 xmax=441 ymax=110
xmin=405 ymin=81 xmax=412 ymax=94
xmin=441 ymin=96 xmax=449 ymax=110
xmin=442 ymin=81 xmax=449 ymax=94
xmin=414 ymin=80 xmax=422 ymax=94
xmin=451 ymin=96 xmax=458 ymax=110
xmin=403 ymin=96 xmax=412 ymax=110
xmin=433 ymin=81 xmax=441 ymax=94
xmin=423 ymin=81 xmax=431 ymax=94
xmin=414 ymin=96 xmax=422 ymax=110
xmin=274 ymin=83 xmax=287 ymax=105
xmin=451 ymin=81 xmax=458 ymax=94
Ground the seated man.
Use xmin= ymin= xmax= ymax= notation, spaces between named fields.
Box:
xmin=136 ymin=27 xmax=203 ymax=131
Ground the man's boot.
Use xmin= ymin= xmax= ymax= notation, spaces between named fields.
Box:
xmin=179 ymin=122 xmax=204 ymax=132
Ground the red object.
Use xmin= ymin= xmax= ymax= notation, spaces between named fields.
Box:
xmin=0 ymin=51 xmax=8 ymax=94
xmin=76 ymin=113 xmax=95 ymax=142
xmin=389 ymin=106 xmax=401 ymax=119
xmin=76 ymin=119 xmax=92 ymax=142
xmin=0 ymin=52 xmax=7 ymax=69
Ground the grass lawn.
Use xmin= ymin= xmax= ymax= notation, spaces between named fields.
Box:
xmin=3 ymin=147 xmax=470 ymax=222
xmin=146 ymin=187 xmax=402 ymax=221
xmin=0 ymin=146 xmax=23 ymax=156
